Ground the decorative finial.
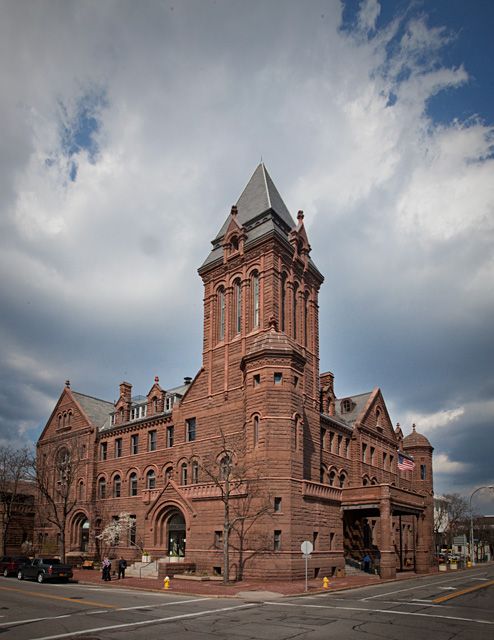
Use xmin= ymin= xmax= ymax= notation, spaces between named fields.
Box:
xmin=297 ymin=210 xmax=304 ymax=222
xmin=396 ymin=422 xmax=400 ymax=428
xmin=231 ymin=205 xmax=238 ymax=218
xmin=412 ymin=423 xmax=416 ymax=432
xmin=155 ymin=376 xmax=159 ymax=383
xmin=65 ymin=379 xmax=70 ymax=388
xmin=268 ymin=315 xmax=278 ymax=331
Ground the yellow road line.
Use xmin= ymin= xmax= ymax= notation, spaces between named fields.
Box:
xmin=433 ymin=579 xmax=494 ymax=604
xmin=0 ymin=584 xmax=117 ymax=608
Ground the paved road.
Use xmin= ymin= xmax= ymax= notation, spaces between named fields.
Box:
xmin=0 ymin=565 xmax=492 ymax=639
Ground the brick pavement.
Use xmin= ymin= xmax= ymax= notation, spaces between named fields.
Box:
xmin=72 ymin=567 xmax=409 ymax=597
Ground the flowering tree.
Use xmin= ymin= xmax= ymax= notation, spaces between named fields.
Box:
xmin=96 ymin=512 xmax=142 ymax=558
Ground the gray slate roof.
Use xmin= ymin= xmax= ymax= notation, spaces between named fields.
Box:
xmin=72 ymin=392 xmax=113 ymax=428
xmin=334 ymin=391 xmax=373 ymax=427
xmin=201 ymin=164 xmax=297 ymax=270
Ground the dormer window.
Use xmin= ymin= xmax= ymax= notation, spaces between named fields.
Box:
xmin=165 ymin=395 xmax=174 ymax=412
xmin=341 ymin=398 xmax=353 ymax=414
xmin=231 ymin=235 xmax=239 ymax=251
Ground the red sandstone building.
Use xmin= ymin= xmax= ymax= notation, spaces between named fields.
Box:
xmin=35 ymin=165 xmax=434 ymax=579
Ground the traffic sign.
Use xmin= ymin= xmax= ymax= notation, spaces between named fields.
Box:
xmin=301 ymin=541 xmax=313 ymax=555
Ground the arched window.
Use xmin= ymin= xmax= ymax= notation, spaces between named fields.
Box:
xmin=376 ymin=408 xmax=382 ymax=429
xmin=280 ymin=272 xmax=287 ymax=332
xmin=98 ymin=477 xmax=106 ymax=499
xmin=234 ymin=278 xmax=242 ymax=334
xmin=320 ymin=467 xmax=325 ymax=483
xmin=57 ymin=414 xmax=62 ymax=428
xmin=251 ymin=271 xmax=260 ymax=329
xmin=253 ymin=415 xmax=259 ymax=446
xmin=191 ymin=461 xmax=199 ymax=484
xmin=56 ymin=448 xmax=70 ymax=483
xmin=153 ymin=396 xmax=158 ymax=412
xmin=328 ymin=470 xmax=336 ymax=486
xmin=231 ymin=235 xmax=239 ymax=251
xmin=303 ymin=291 xmax=309 ymax=347
xmin=146 ymin=469 xmax=156 ymax=490
xmin=181 ymin=462 xmax=188 ymax=486
xmin=113 ymin=474 xmax=121 ymax=497
xmin=78 ymin=480 xmax=84 ymax=501
xmin=164 ymin=466 xmax=173 ymax=480
xmin=220 ymin=454 xmax=231 ymax=480
xmin=294 ymin=416 xmax=300 ymax=449
xmin=339 ymin=473 xmax=347 ymax=488
xmin=129 ymin=472 xmax=138 ymax=496
xmin=293 ymin=282 xmax=299 ymax=340
xmin=67 ymin=411 xmax=72 ymax=427
xmin=218 ymin=287 xmax=226 ymax=341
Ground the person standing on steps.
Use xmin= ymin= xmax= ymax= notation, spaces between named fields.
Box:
xmin=362 ymin=552 xmax=371 ymax=573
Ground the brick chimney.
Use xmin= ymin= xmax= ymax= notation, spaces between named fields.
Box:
xmin=320 ymin=371 xmax=335 ymax=416
xmin=120 ymin=381 xmax=132 ymax=402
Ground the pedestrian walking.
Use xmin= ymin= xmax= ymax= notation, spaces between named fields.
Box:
xmin=118 ymin=557 xmax=127 ymax=579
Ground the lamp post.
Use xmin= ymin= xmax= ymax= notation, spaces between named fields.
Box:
xmin=469 ymin=486 xmax=494 ymax=566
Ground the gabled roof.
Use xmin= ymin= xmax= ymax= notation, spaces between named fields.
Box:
xmin=72 ymin=392 xmax=113 ymax=428
xmin=334 ymin=391 xmax=373 ymax=427
xmin=200 ymin=163 xmax=298 ymax=270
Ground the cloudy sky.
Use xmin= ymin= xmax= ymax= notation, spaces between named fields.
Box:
xmin=1 ymin=0 xmax=493 ymax=511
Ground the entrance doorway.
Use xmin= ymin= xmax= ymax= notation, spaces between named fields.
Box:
xmin=80 ymin=519 xmax=90 ymax=552
xmin=167 ymin=512 xmax=185 ymax=558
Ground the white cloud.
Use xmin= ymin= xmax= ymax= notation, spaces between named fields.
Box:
xmin=404 ymin=407 xmax=465 ymax=434
xmin=0 ymin=1 xmax=492 ymax=496
xmin=433 ymin=453 xmax=470 ymax=475
xmin=357 ymin=0 xmax=381 ymax=34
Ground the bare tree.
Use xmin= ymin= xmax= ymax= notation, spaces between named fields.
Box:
xmin=32 ymin=437 xmax=85 ymax=562
xmin=198 ymin=430 xmax=272 ymax=584
xmin=436 ymin=494 xmax=470 ymax=546
xmin=0 ymin=445 xmax=32 ymax=555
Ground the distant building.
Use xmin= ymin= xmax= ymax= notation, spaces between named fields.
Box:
xmin=35 ymin=165 xmax=434 ymax=579
xmin=0 ymin=480 xmax=35 ymax=555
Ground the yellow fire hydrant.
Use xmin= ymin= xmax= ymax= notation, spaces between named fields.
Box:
xmin=164 ymin=576 xmax=170 ymax=590
xmin=323 ymin=576 xmax=329 ymax=589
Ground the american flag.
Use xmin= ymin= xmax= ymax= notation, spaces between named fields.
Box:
xmin=398 ymin=453 xmax=415 ymax=472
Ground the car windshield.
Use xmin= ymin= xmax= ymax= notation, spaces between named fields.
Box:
xmin=42 ymin=559 xmax=61 ymax=565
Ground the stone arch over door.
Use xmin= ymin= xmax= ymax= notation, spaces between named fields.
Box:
xmin=154 ymin=504 xmax=187 ymax=559
xmin=70 ymin=511 xmax=90 ymax=552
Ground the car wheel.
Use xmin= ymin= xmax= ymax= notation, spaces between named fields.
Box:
xmin=3 ymin=569 xmax=8 ymax=577
xmin=17 ymin=570 xmax=23 ymax=580
xmin=37 ymin=573 xmax=44 ymax=583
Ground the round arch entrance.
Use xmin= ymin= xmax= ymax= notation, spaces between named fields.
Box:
xmin=71 ymin=513 xmax=90 ymax=552
xmin=168 ymin=512 xmax=186 ymax=559
xmin=155 ymin=507 xmax=186 ymax=560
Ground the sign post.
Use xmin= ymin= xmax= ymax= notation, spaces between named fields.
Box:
xmin=300 ymin=541 xmax=313 ymax=592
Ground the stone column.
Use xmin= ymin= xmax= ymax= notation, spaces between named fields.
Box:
xmin=415 ymin=512 xmax=429 ymax=573
xmin=379 ymin=490 xmax=396 ymax=579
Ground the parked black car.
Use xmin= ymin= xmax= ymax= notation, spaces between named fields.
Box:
xmin=0 ymin=556 xmax=30 ymax=577
xmin=17 ymin=558 xmax=73 ymax=583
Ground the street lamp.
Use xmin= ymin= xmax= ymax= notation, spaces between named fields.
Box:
xmin=469 ymin=485 xmax=494 ymax=566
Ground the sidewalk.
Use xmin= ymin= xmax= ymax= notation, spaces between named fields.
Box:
xmin=72 ymin=567 xmax=387 ymax=598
